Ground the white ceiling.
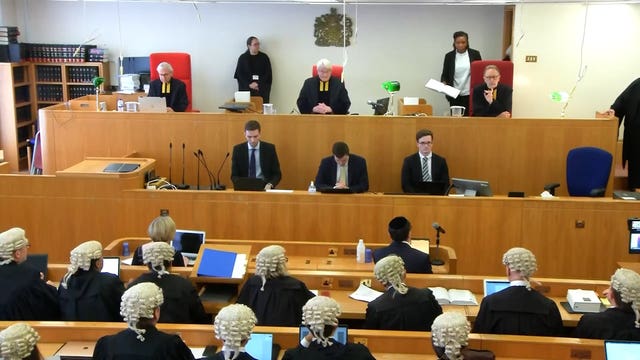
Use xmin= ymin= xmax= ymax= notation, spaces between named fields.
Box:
xmin=50 ymin=0 xmax=640 ymax=4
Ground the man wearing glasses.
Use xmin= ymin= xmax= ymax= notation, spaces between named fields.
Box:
xmin=148 ymin=61 xmax=188 ymax=112
xmin=401 ymin=129 xmax=450 ymax=194
xmin=472 ymin=64 xmax=512 ymax=118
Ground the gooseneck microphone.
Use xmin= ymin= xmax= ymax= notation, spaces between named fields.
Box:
xmin=193 ymin=151 xmax=201 ymax=190
xmin=176 ymin=143 xmax=190 ymax=190
xmin=168 ymin=142 xmax=173 ymax=185
xmin=214 ymin=152 xmax=230 ymax=190
xmin=431 ymin=221 xmax=445 ymax=266
xmin=198 ymin=149 xmax=216 ymax=190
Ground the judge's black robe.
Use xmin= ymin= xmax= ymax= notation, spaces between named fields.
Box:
xmin=296 ymin=76 xmax=350 ymax=115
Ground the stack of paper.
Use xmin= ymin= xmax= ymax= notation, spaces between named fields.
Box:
xmin=425 ymin=79 xmax=461 ymax=99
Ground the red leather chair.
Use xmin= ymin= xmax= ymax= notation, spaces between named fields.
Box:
xmin=312 ymin=64 xmax=344 ymax=82
xmin=468 ymin=60 xmax=513 ymax=116
xmin=149 ymin=52 xmax=194 ymax=112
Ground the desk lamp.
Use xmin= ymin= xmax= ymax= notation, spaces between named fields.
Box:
xmin=382 ymin=81 xmax=400 ymax=116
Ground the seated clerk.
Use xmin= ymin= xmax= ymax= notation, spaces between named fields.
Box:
xmin=201 ymin=304 xmax=258 ymax=360
xmin=93 ymin=282 xmax=195 ymax=360
xmin=148 ymin=61 xmax=189 ymax=112
xmin=401 ymin=128 xmax=450 ymax=193
xmin=372 ymin=216 xmax=433 ymax=274
xmin=297 ymin=58 xmax=351 ymax=115
xmin=314 ymin=141 xmax=369 ymax=193
xmin=471 ymin=64 xmax=512 ymax=118
xmin=230 ymin=120 xmax=282 ymax=190
xmin=364 ymin=255 xmax=442 ymax=331
xmin=129 ymin=242 xmax=209 ymax=324
xmin=431 ymin=312 xmax=495 ymax=360
xmin=0 ymin=227 xmax=59 ymax=321
xmin=236 ymin=245 xmax=314 ymax=326
xmin=132 ymin=215 xmax=187 ymax=267
xmin=58 ymin=240 xmax=124 ymax=322
xmin=472 ymin=247 xmax=563 ymax=336
xmin=282 ymin=296 xmax=375 ymax=360
xmin=573 ymin=268 xmax=640 ymax=340
xmin=0 ymin=323 xmax=44 ymax=360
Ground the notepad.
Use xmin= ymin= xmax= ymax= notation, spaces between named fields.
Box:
xmin=428 ymin=287 xmax=478 ymax=305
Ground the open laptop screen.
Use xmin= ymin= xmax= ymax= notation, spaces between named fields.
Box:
xmin=605 ymin=340 xmax=640 ymax=360
xmin=171 ymin=229 xmax=206 ymax=258
xmin=483 ymin=279 xmax=510 ymax=297
xmin=24 ymin=254 xmax=48 ymax=280
xmin=299 ymin=325 xmax=348 ymax=345
xmin=245 ymin=333 xmax=273 ymax=360
xmin=101 ymin=256 xmax=120 ymax=276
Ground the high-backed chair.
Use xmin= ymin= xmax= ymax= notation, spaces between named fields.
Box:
xmin=469 ymin=60 xmax=513 ymax=116
xmin=566 ymin=146 xmax=612 ymax=197
xmin=312 ymin=64 xmax=344 ymax=82
xmin=149 ymin=52 xmax=194 ymax=112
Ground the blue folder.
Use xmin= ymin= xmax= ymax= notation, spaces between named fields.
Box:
xmin=197 ymin=248 xmax=237 ymax=277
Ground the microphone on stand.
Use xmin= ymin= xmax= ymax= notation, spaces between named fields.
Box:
xmin=431 ymin=221 xmax=445 ymax=266
xmin=198 ymin=149 xmax=216 ymax=190
xmin=175 ymin=143 xmax=190 ymax=190
xmin=168 ymin=142 xmax=173 ymax=185
xmin=214 ymin=152 xmax=230 ymax=190
xmin=193 ymin=151 xmax=201 ymax=190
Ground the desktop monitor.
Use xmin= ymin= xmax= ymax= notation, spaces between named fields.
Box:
xmin=451 ymin=177 xmax=493 ymax=197
xmin=373 ymin=97 xmax=390 ymax=115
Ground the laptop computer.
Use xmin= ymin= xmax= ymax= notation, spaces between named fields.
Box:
xmin=171 ymin=229 xmax=206 ymax=265
xmin=411 ymin=181 xmax=448 ymax=195
xmin=138 ymin=96 xmax=167 ymax=112
xmin=483 ymin=279 xmax=510 ymax=297
xmin=233 ymin=177 xmax=266 ymax=191
xmin=101 ymin=256 xmax=120 ymax=276
xmin=24 ymin=253 xmax=48 ymax=280
xmin=55 ymin=341 xmax=96 ymax=359
xmin=245 ymin=333 xmax=279 ymax=360
xmin=318 ymin=187 xmax=353 ymax=194
xmin=604 ymin=340 xmax=640 ymax=360
xmin=299 ymin=325 xmax=348 ymax=345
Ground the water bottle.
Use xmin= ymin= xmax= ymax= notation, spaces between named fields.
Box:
xmin=356 ymin=239 xmax=365 ymax=263
xmin=117 ymin=98 xmax=124 ymax=112
xmin=308 ymin=181 xmax=316 ymax=193
xmin=122 ymin=242 xmax=130 ymax=257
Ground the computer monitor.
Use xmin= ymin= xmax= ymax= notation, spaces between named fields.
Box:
xmin=171 ymin=229 xmax=206 ymax=258
xmin=630 ymin=233 xmax=640 ymax=254
xmin=373 ymin=97 xmax=389 ymax=115
xmin=451 ymin=177 xmax=493 ymax=197
xmin=244 ymin=333 xmax=275 ymax=360
xmin=604 ymin=340 xmax=640 ymax=360
xmin=101 ymin=257 xmax=120 ymax=276
xmin=483 ymin=279 xmax=510 ymax=297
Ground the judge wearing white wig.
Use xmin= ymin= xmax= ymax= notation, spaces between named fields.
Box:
xmin=237 ymin=245 xmax=314 ymax=326
xmin=58 ymin=240 xmax=124 ymax=321
xmin=200 ymin=304 xmax=257 ymax=360
xmin=473 ymin=247 xmax=563 ymax=336
xmin=128 ymin=242 xmax=209 ymax=324
xmin=431 ymin=312 xmax=495 ymax=360
xmin=282 ymin=296 xmax=376 ymax=360
xmin=574 ymin=268 xmax=640 ymax=340
xmin=93 ymin=282 xmax=195 ymax=360
xmin=365 ymin=254 xmax=442 ymax=331
xmin=0 ymin=323 xmax=42 ymax=360
xmin=0 ymin=227 xmax=59 ymax=321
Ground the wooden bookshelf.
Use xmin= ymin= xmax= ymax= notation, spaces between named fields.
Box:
xmin=33 ymin=62 xmax=110 ymax=109
xmin=0 ymin=62 xmax=36 ymax=172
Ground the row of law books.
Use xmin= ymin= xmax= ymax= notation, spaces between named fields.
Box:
xmin=0 ymin=26 xmax=19 ymax=45
xmin=37 ymin=84 xmax=63 ymax=102
xmin=24 ymin=43 xmax=96 ymax=63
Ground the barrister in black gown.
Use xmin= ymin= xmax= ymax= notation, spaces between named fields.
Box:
xmin=131 ymin=214 xmax=186 ymax=267
xmin=472 ymin=247 xmax=563 ymax=336
xmin=199 ymin=304 xmax=257 ymax=360
xmin=0 ymin=323 xmax=43 ymax=360
xmin=432 ymin=312 xmax=495 ymax=360
xmin=297 ymin=58 xmax=350 ymax=115
xmin=93 ymin=282 xmax=195 ymax=360
xmin=282 ymin=296 xmax=376 ymax=360
xmin=129 ymin=242 xmax=209 ymax=324
xmin=234 ymin=36 xmax=272 ymax=103
xmin=237 ymin=245 xmax=314 ymax=326
xmin=365 ymin=255 xmax=442 ymax=331
xmin=58 ymin=240 xmax=124 ymax=321
xmin=148 ymin=62 xmax=189 ymax=112
xmin=0 ymin=227 xmax=59 ymax=321
xmin=573 ymin=268 xmax=640 ymax=340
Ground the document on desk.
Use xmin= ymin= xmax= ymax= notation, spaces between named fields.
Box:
xmin=429 ymin=287 xmax=478 ymax=305
xmin=425 ymin=78 xmax=460 ymax=98
xmin=349 ymin=283 xmax=384 ymax=302
xmin=197 ymin=249 xmax=247 ymax=278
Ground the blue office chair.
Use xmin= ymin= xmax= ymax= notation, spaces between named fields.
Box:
xmin=566 ymin=146 xmax=612 ymax=197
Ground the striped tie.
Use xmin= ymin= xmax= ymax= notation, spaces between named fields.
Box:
xmin=422 ymin=157 xmax=431 ymax=182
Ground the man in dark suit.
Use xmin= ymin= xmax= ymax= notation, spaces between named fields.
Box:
xmin=148 ymin=62 xmax=188 ymax=112
xmin=231 ymin=120 xmax=282 ymax=190
xmin=297 ymin=58 xmax=350 ymax=115
xmin=372 ymin=216 xmax=432 ymax=274
xmin=472 ymin=247 xmax=563 ymax=336
xmin=401 ymin=129 xmax=450 ymax=193
xmin=314 ymin=141 xmax=368 ymax=193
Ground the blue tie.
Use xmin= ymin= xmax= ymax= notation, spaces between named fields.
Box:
xmin=249 ymin=148 xmax=256 ymax=178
